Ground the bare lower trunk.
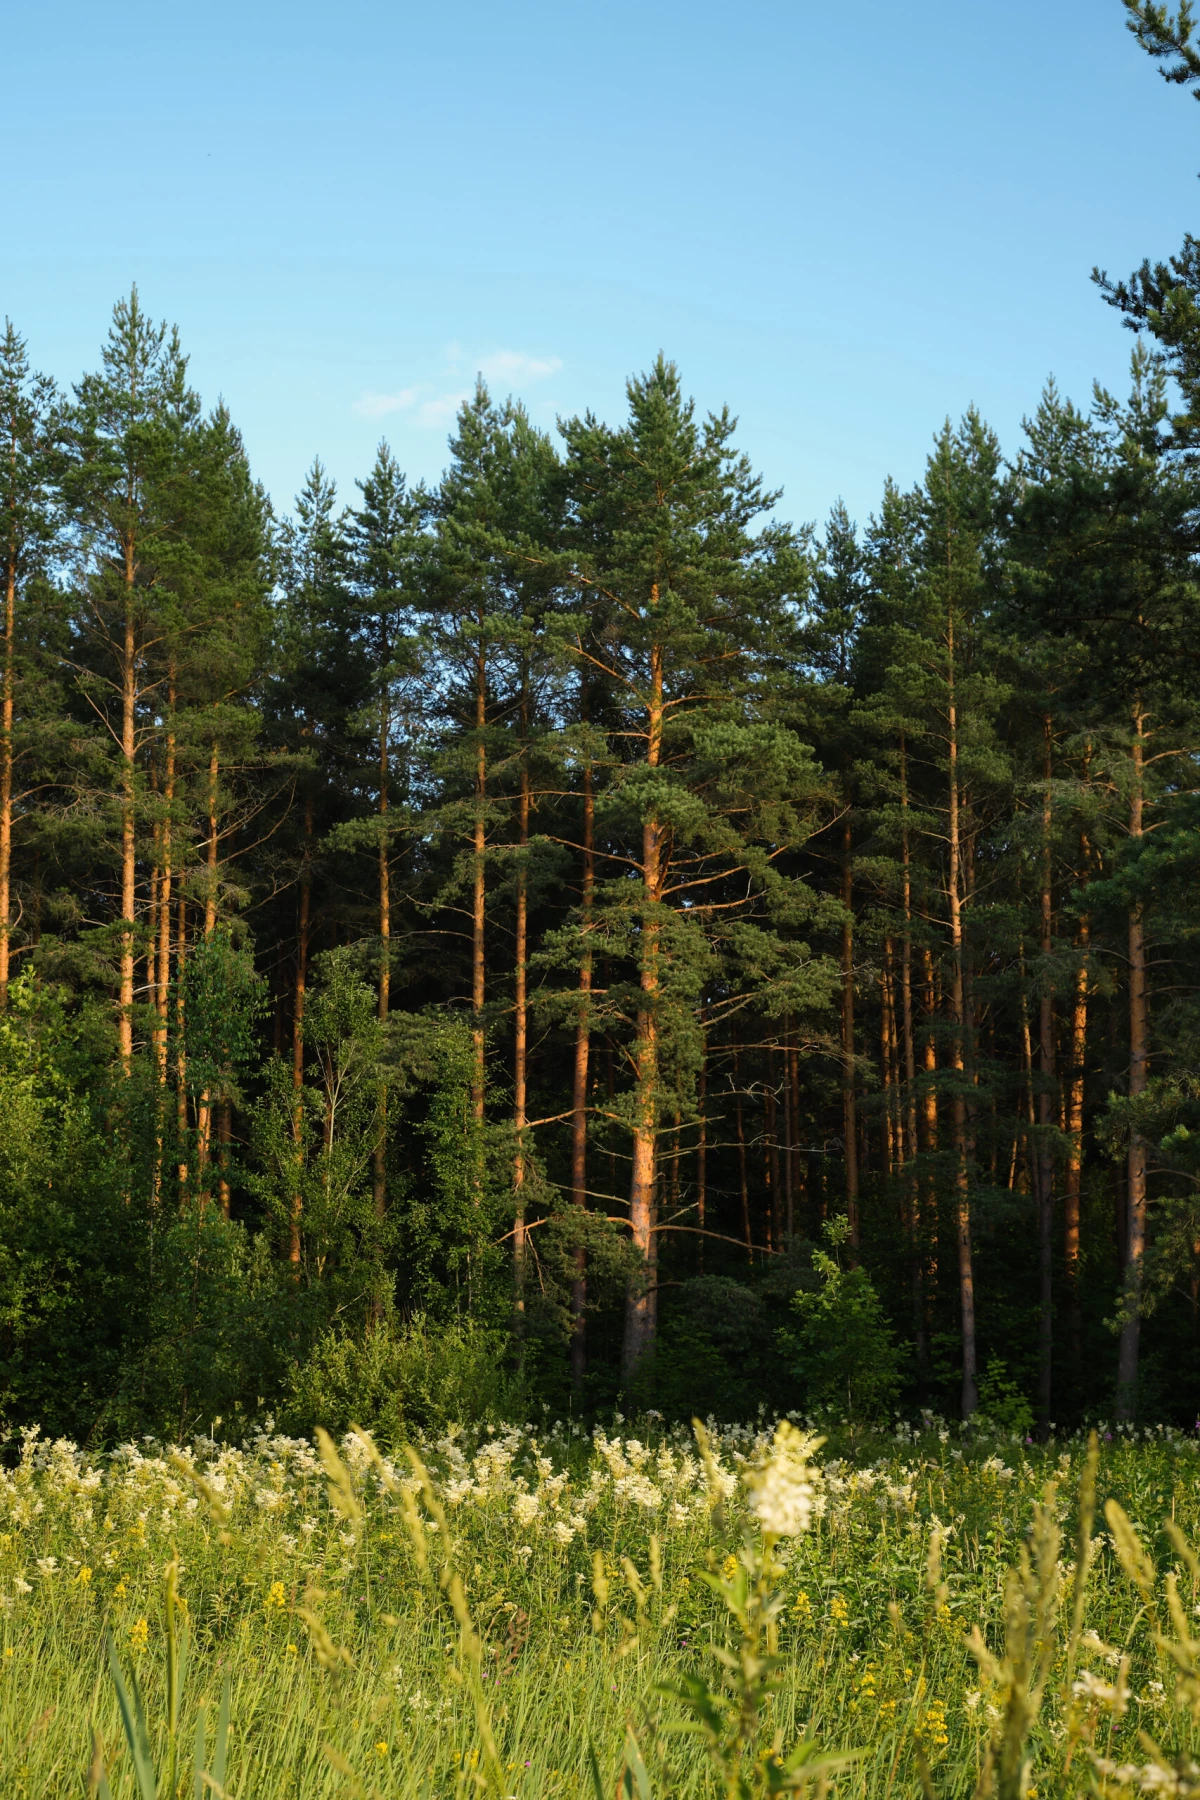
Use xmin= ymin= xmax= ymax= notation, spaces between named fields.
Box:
xmin=733 ymin=1035 xmax=751 ymax=1263
xmin=900 ymin=743 xmax=925 ymax=1377
xmin=1036 ymin=718 xmax=1056 ymax=1426
xmin=373 ymin=690 xmax=390 ymax=1220
xmin=1117 ymin=711 xmax=1149 ymax=1419
xmin=1064 ymin=908 xmax=1089 ymax=1374
xmin=841 ymin=819 xmax=859 ymax=1249
xmin=471 ymin=638 xmax=487 ymax=1128
xmin=570 ymin=761 xmax=594 ymax=1393
xmin=947 ymin=629 xmax=977 ymax=1417
xmin=0 ymin=556 xmax=14 ymax=1008
xmin=197 ymin=742 xmax=220 ymax=1179
xmin=697 ymin=1014 xmax=708 ymax=1267
xmin=119 ymin=585 xmax=137 ymax=1074
xmin=290 ymin=798 xmax=312 ymax=1266
xmin=176 ymin=893 xmax=189 ymax=1192
xmin=623 ymin=622 xmax=664 ymax=1382
xmin=512 ymin=751 xmax=530 ymax=1324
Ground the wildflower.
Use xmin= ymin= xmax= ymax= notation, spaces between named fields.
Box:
xmin=721 ymin=1553 xmax=738 ymax=1582
xmin=746 ymin=1422 xmax=815 ymax=1538
xmin=75 ymin=1567 xmax=92 ymax=1586
xmin=793 ymin=1590 xmax=813 ymax=1621
xmin=266 ymin=1579 xmax=286 ymax=1610
xmin=34 ymin=1556 xmax=58 ymax=1577
xmin=375 ymin=1742 xmax=389 ymax=1757
xmin=285 ymin=1642 xmax=298 ymax=1654
xmin=129 ymin=1617 xmax=149 ymax=1653
xmin=12 ymin=1578 xmax=30 ymax=1596
xmin=830 ymin=1594 xmax=850 ymax=1629
xmin=2 ymin=1647 xmax=13 ymax=1658
xmin=113 ymin=1579 xmax=127 ymax=1599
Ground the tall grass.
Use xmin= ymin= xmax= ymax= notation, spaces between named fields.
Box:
xmin=2 ymin=1413 xmax=1200 ymax=1795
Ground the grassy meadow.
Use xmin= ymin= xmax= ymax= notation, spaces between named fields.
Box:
xmin=3 ymin=1413 xmax=1200 ymax=1797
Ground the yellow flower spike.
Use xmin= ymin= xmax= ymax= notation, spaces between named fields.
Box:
xmin=266 ymin=1579 xmax=286 ymax=1611
xmin=113 ymin=1579 xmax=128 ymax=1600
xmin=129 ymin=1617 xmax=149 ymax=1653
xmin=76 ymin=1567 xmax=92 ymax=1586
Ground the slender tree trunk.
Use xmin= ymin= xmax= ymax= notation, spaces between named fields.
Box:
xmin=900 ymin=744 xmax=926 ymax=1378
xmin=1064 ymin=906 xmax=1089 ymax=1376
xmin=947 ymin=626 xmax=978 ymax=1417
xmin=570 ymin=758 xmax=594 ymax=1393
xmin=119 ymin=551 xmax=137 ymax=1075
xmin=471 ymin=634 xmax=487 ymax=1128
xmin=733 ymin=1034 xmax=751 ymax=1263
xmin=373 ymin=681 xmax=390 ymax=1220
xmin=1117 ymin=708 xmax=1149 ymax=1420
xmin=1036 ymin=717 xmax=1056 ymax=1425
xmin=697 ymin=1012 xmax=708 ymax=1269
xmin=152 ymin=680 xmax=175 ymax=1203
xmin=624 ymin=620 xmax=664 ymax=1382
xmin=841 ymin=818 xmax=859 ymax=1249
xmin=176 ymin=892 xmax=189 ymax=1193
xmin=0 ymin=548 xmax=14 ymax=1009
xmin=782 ymin=1018 xmax=794 ymax=1241
xmin=197 ymin=742 xmax=220 ymax=1178
xmin=512 ymin=729 xmax=530 ymax=1324
xmin=290 ymin=795 xmax=312 ymax=1266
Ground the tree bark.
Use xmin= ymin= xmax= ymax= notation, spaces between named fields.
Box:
xmin=841 ymin=818 xmax=859 ymax=1249
xmin=569 ymin=758 xmax=594 ymax=1393
xmin=290 ymin=795 xmax=312 ymax=1266
xmin=512 ymin=725 xmax=530 ymax=1324
xmin=118 ymin=550 xmax=137 ymax=1075
xmin=623 ymin=613 xmax=664 ymax=1382
xmin=0 ymin=544 xmax=14 ymax=1008
xmin=373 ymin=673 xmax=390 ymax=1220
xmin=947 ymin=620 xmax=978 ymax=1417
xmin=1117 ymin=708 xmax=1149 ymax=1420
xmin=900 ymin=742 xmax=926 ymax=1378
xmin=1063 ymin=907 xmax=1089 ymax=1376
xmin=1036 ymin=716 xmax=1056 ymax=1426
xmin=471 ymin=633 xmax=487 ymax=1129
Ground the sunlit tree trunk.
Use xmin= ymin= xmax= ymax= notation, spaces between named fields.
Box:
xmin=569 ymin=758 xmax=594 ymax=1392
xmin=947 ymin=619 xmax=978 ymax=1417
xmin=512 ymin=703 xmax=530 ymax=1325
xmin=1036 ymin=716 xmax=1056 ymax=1425
xmin=841 ymin=818 xmax=859 ymax=1249
xmin=623 ymin=616 xmax=664 ymax=1381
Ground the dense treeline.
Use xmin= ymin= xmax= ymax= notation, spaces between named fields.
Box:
xmin=4 ymin=2 xmax=1200 ymax=1444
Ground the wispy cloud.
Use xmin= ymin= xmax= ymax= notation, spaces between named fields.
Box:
xmin=417 ymin=389 xmax=472 ymax=427
xmin=353 ymin=386 xmax=423 ymax=418
xmin=477 ymin=350 xmax=563 ymax=382
xmin=355 ymin=349 xmax=562 ymax=428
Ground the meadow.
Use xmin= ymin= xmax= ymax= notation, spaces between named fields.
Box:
xmin=3 ymin=1411 xmax=1200 ymax=1798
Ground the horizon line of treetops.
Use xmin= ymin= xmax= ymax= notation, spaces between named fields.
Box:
xmin=3 ymin=276 xmax=1200 ymax=1435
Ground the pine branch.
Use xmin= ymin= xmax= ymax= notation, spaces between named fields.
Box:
xmin=1125 ymin=0 xmax=1200 ymax=91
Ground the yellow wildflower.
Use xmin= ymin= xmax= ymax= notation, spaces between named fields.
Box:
xmin=285 ymin=1642 xmax=298 ymax=1655
xmin=129 ymin=1617 xmax=149 ymax=1654
xmin=375 ymin=1742 xmax=389 ymax=1757
xmin=113 ymin=1579 xmax=128 ymax=1600
xmin=721 ymin=1553 xmax=738 ymax=1582
xmin=830 ymin=1594 xmax=850 ymax=1628
xmin=266 ymin=1580 xmax=286 ymax=1611
xmin=76 ymin=1567 xmax=92 ymax=1586
xmin=793 ymin=1590 xmax=813 ymax=1621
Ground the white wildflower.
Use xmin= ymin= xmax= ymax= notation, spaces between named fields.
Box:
xmin=746 ymin=1422 xmax=816 ymax=1538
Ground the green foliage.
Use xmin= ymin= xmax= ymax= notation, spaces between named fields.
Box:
xmin=780 ymin=1220 xmax=903 ymax=1418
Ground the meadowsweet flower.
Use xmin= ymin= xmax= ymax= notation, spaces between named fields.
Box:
xmin=746 ymin=1423 xmax=815 ymax=1538
xmin=34 ymin=1556 xmax=58 ymax=1576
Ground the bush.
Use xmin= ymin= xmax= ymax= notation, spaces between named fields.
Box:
xmin=279 ymin=1314 xmax=519 ymax=1441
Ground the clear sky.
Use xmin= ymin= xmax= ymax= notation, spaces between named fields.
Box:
xmin=9 ymin=0 xmax=1200 ymax=535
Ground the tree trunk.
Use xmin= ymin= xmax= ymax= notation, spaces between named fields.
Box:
xmin=471 ymin=634 xmax=487 ymax=1129
xmin=947 ymin=627 xmax=978 ymax=1417
xmin=733 ymin=1034 xmax=751 ymax=1263
xmin=512 ymin=732 xmax=530 ymax=1324
xmin=841 ymin=818 xmax=859 ymax=1249
xmin=1117 ymin=708 xmax=1149 ymax=1420
xmin=1064 ymin=907 xmax=1089 ymax=1376
xmin=697 ymin=1012 xmax=708 ymax=1268
xmin=119 ymin=557 xmax=137 ymax=1075
xmin=1036 ymin=717 xmax=1056 ymax=1426
xmin=373 ymin=677 xmax=390 ymax=1220
xmin=176 ymin=892 xmax=189 ymax=1193
xmin=0 ymin=549 xmax=14 ymax=1009
xmin=196 ymin=741 xmax=220 ymax=1178
xmin=290 ymin=796 xmax=312 ymax=1266
xmin=900 ymin=743 xmax=926 ymax=1379
xmin=570 ymin=759 xmax=594 ymax=1393
xmin=623 ymin=619 xmax=664 ymax=1382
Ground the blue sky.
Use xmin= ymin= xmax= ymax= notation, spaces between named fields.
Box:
xmin=9 ymin=0 xmax=1200 ymax=534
